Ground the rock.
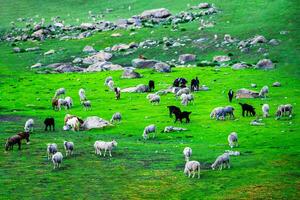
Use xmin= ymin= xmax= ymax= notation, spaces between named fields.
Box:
xmin=54 ymin=64 xmax=84 ymax=73
xmin=255 ymin=59 xmax=274 ymax=70
xmin=82 ymin=45 xmax=96 ymax=53
xmin=272 ymin=81 xmax=281 ymax=87
xmin=232 ymin=63 xmax=248 ymax=70
xmin=13 ymin=47 xmax=21 ymax=53
xmin=122 ymin=68 xmax=141 ymax=78
xmin=269 ymin=39 xmax=280 ymax=46
xmin=250 ymin=35 xmax=267 ymax=45
xmin=251 ymin=83 xmax=257 ymax=88
xmin=178 ymin=54 xmax=196 ymax=64
xmin=115 ymin=19 xmax=128 ymax=28
xmin=154 ymin=62 xmax=171 ymax=72
xmin=163 ymin=126 xmax=187 ymax=133
xmin=213 ymin=55 xmax=231 ymax=62
xmin=44 ymin=49 xmax=55 ymax=55
xmin=85 ymin=61 xmax=123 ymax=72
xmin=224 ymin=34 xmax=234 ymax=43
xmin=30 ymin=63 xmax=42 ymax=69
xmin=31 ymin=29 xmax=45 ymax=39
xmin=111 ymin=44 xmax=130 ymax=51
xmin=140 ymin=8 xmax=171 ymax=19
xmin=199 ymin=85 xmax=209 ymax=91
xmin=25 ymin=47 xmax=40 ymax=52
xmin=236 ymin=88 xmax=259 ymax=99
xmin=73 ymin=57 xmax=82 ymax=64
xmin=82 ymin=116 xmax=111 ymax=130
xmin=111 ymin=33 xmax=122 ymax=37
xmin=257 ymin=48 xmax=266 ymax=53
xmin=198 ymin=3 xmax=211 ymax=8
xmin=121 ymin=84 xmax=149 ymax=93
xmin=82 ymin=51 xmax=113 ymax=64
xmin=132 ymin=58 xmax=159 ymax=69
xmin=80 ymin=23 xmax=94 ymax=30
xmin=54 ymin=22 xmax=64 ymax=28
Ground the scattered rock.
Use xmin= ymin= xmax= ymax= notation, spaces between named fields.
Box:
xmin=73 ymin=57 xmax=82 ymax=64
xmin=25 ymin=47 xmax=40 ymax=52
xmin=122 ymin=68 xmax=141 ymax=78
xmin=82 ymin=45 xmax=96 ymax=53
xmin=82 ymin=51 xmax=113 ymax=64
xmin=111 ymin=33 xmax=122 ymax=37
xmin=236 ymin=88 xmax=259 ymax=99
xmin=80 ymin=23 xmax=94 ymax=30
xmin=250 ymin=35 xmax=267 ymax=45
xmin=213 ymin=55 xmax=231 ymax=62
xmin=255 ymin=59 xmax=274 ymax=70
xmin=85 ymin=61 xmax=123 ymax=72
xmin=140 ymin=8 xmax=171 ymax=19
xmin=132 ymin=58 xmax=159 ymax=69
xmin=30 ymin=63 xmax=42 ymax=69
xmin=154 ymin=62 xmax=171 ymax=72
xmin=164 ymin=126 xmax=187 ymax=133
xmin=44 ymin=49 xmax=55 ymax=56
xmin=198 ymin=3 xmax=211 ymax=9
xmin=111 ymin=43 xmax=130 ymax=51
xmin=251 ymin=83 xmax=257 ymax=88
xmin=231 ymin=63 xmax=248 ymax=70
xmin=13 ymin=47 xmax=21 ymax=53
xmin=121 ymin=84 xmax=149 ymax=93
xmin=272 ymin=81 xmax=281 ymax=87
xmin=269 ymin=39 xmax=280 ymax=46
xmin=82 ymin=116 xmax=111 ymax=130
xmin=178 ymin=54 xmax=196 ymax=64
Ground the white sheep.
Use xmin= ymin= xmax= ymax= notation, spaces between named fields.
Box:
xmin=47 ymin=143 xmax=58 ymax=160
xmin=176 ymin=87 xmax=190 ymax=97
xmin=210 ymin=107 xmax=225 ymax=120
xmin=54 ymin=88 xmax=65 ymax=98
xmin=146 ymin=93 xmax=156 ymax=100
xmin=143 ymin=124 xmax=156 ymax=140
xmin=94 ymin=140 xmax=118 ymax=157
xmin=262 ymin=104 xmax=270 ymax=117
xmin=211 ymin=153 xmax=230 ymax=170
xmin=57 ymin=98 xmax=68 ymax=110
xmin=64 ymin=96 xmax=73 ymax=109
xmin=63 ymin=141 xmax=74 ymax=156
xmin=228 ymin=132 xmax=238 ymax=148
xmin=52 ymin=152 xmax=63 ymax=169
xmin=82 ymin=100 xmax=91 ymax=110
xmin=259 ymin=85 xmax=269 ymax=98
xmin=180 ymin=93 xmax=189 ymax=106
xmin=107 ymin=80 xmax=114 ymax=91
xmin=149 ymin=95 xmax=160 ymax=104
xmin=79 ymin=88 xmax=87 ymax=101
xmin=184 ymin=160 xmax=200 ymax=178
xmin=183 ymin=147 xmax=192 ymax=161
xmin=110 ymin=112 xmax=121 ymax=123
xmin=104 ymin=76 xmax=113 ymax=86
xmin=276 ymin=104 xmax=293 ymax=119
xmin=24 ymin=118 xmax=34 ymax=132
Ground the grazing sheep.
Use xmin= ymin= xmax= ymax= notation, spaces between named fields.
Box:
xmin=47 ymin=143 xmax=58 ymax=160
xmin=4 ymin=132 xmax=29 ymax=151
xmin=94 ymin=140 xmax=118 ymax=157
xmin=44 ymin=117 xmax=55 ymax=131
xmin=262 ymin=104 xmax=270 ymax=117
xmin=54 ymin=88 xmax=65 ymax=98
xmin=114 ymin=87 xmax=121 ymax=100
xmin=184 ymin=161 xmax=200 ymax=178
xmin=276 ymin=104 xmax=293 ymax=119
xmin=148 ymin=80 xmax=155 ymax=92
xmin=149 ymin=94 xmax=160 ymax=104
xmin=224 ymin=106 xmax=235 ymax=119
xmin=174 ymin=111 xmax=192 ymax=123
xmin=79 ymin=88 xmax=87 ymax=101
xmin=239 ymin=103 xmax=256 ymax=117
xmin=228 ymin=132 xmax=238 ymax=148
xmin=259 ymin=85 xmax=269 ymax=98
xmin=24 ymin=118 xmax=34 ymax=132
xmin=104 ymin=76 xmax=113 ymax=86
xmin=64 ymin=96 xmax=73 ymax=109
xmin=57 ymin=98 xmax=68 ymax=110
xmin=211 ymin=153 xmax=230 ymax=170
xmin=183 ymin=147 xmax=192 ymax=161
xmin=176 ymin=87 xmax=190 ymax=97
xmin=143 ymin=124 xmax=156 ymax=140
xmin=107 ymin=80 xmax=114 ymax=91
xmin=167 ymin=106 xmax=181 ymax=118
xmin=110 ymin=112 xmax=121 ymax=123
xmin=210 ymin=107 xmax=225 ymax=120
xmin=63 ymin=141 xmax=74 ymax=156
xmin=52 ymin=152 xmax=63 ymax=169
xmin=82 ymin=100 xmax=92 ymax=110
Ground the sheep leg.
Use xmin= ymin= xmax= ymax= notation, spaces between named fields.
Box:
xmin=99 ymin=150 xmax=102 ymax=156
xmin=198 ymin=168 xmax=200 ymax=179
xmin=188 ymin=171 xmax=191 ymax=178
xmin=192 ymin=171 xmax=195 ymax=178
xmin=109 ymin=150 xmax=112 ymax=157
xmin=242 ymin=110 xmax=245 ymax=117
xmin=104 ymin=149 xmax=107 ymax=157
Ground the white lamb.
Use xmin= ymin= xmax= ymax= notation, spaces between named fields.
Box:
xmin=143 ymin=124 xmax=156 ymax=140
xmin=176 ymin=87 xmax=190 ymax=97
xmin=57 ymin=98 xmax=68 ymax=110
xmin=183 ymin=147 xmax=192 ymax=161
xmin=184 ymin=161 xmax=200 ymax=178
xmin=47 ymin=143 xmax=58 ymax=160
xmin=79 ymin=88 xmax=87 ymax=101
xmin=63 ymin=141 xmax=74 ymax=156
xmin=262 ymin=104 xmax=270 ymax=117
xmin=149 ymin=95 xmax=160 ymax=104
xmin=276 ymin=104 xmax=293 ymax=119
xmin=54 ymin=88 xmax=65 ymax=98
xmin=24 ymin=118 xmax=34 ymax=132
xmin=52 ymin=152 xmax=63 ymax=169
xmin=110 ymin=112 xmax=121 ymax=123
xmin=259 ymin=85 xmax=269 ymax=98
xmin=180 ymin=93 xmax=189 ymax=106
xmin=64 ymin=96 xmax=73 ymax=109
xmin=228 ymin=132 xmax=238 ymax=148
xmin=82 ymin=100 xmax=92 ymax=110
xmin=211 ymin=153 xmax=230 ymax=170
xmin=210 ymin=107 xmax=225 ymax=120
xmin=107 ymin=80 xmax=114 ymax=91
xmin=94 ymin=140 xmax=118 ymax=157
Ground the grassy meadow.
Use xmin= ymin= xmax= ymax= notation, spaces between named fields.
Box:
xmin=0 ymin=0 xmax=299 ymax=199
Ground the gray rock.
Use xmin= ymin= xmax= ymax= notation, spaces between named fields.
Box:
xmin=51 ymin=63 xmax=83 ymax=73
xmin=232 ymin=63 xmax=248 ymax=70
xmin=13 ymin=47 xmax=21 ymax=53
xmin=44 ymin=49 xmax=55 ymax=56
xmin=30 ymin=63 xmax=42 ymax=69
xmin=213 ymin=55 xmax=231 ymax=62
xmin=122 ymin=68 xmax=141 ymax=78
xmin=236 ymin=88 xmax=259 ymax=99
xmin=272 ymin=81 xmax=281 ymax=87
xmin=82 ymin=51 xmax=113 ymax=64
xmin=198 ymin=3 xmax=211 ymax=8
xmin=82 ymin=116 xmax=111 ymax=130
xmin=121 ymin=84 xmax=149 ymax=93
xmin=80 ymin=23 xmax=94 ymax=30
xmin=72 ymin=57 xmax=82 ymax=64
xmin=140 ymin=8 xmax=171 ymax=19
xmin=251 ymin=83 xmax=257 ymax=88
xmin=178 ymin=54 xmax=196 ymax=64
xmin=132 ymin=58 xmax=159 ymax=69
xmin=154 ymin=62 xmax=171 ymax=72
xmin=269 ymin=39 xmax=280 ymax=46
xmin=82 ymin=45 xmax=96 ymax=53
xmin=111 ymin=44 xmax=130 ymax=51
xmin=250 ymin=35 xmax=267 ymax=45
xmin=255 ymin=59 xmax=274 ymax=70
xmin=85 ymin=61 xmax=123 ymax=72
xmin=25 ymin=47 xmax=40 ymax=52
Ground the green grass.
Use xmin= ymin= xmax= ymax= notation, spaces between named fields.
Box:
xmin=0 ymin=0 xmax=300 ymax=199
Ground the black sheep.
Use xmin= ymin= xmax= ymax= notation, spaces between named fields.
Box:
xmin=167 ymin=106 xmax=181 ymax=118
xmin=44 ymin=117 xmax=55 ymax=131
xmin=174 ymin=110 xmax=192 ymax=123
xmin=148 ymin=80 xmax=155 ymax=92
xmin=239 ymin=103 xmax=256 ymax=116
xmin=228 ymin=89 xmax=234 ymax=102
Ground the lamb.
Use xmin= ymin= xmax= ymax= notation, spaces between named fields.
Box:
xmin=224 ymin=106 xmax=235 ymax=119
xmin=239 ymin=103 xmax=256 ymax=117
xmin=184 ymin=161 xmax=200 ymax=178
xmin=210 ymin=107 xmax=225 ymax=120
xmin=44 ymin=117 xmax=55 ymax=131
xmin=82 ymin=100 xmax=92 ymax=110
xmin=52 ymin=152 xmax=63 ymax=169
xmin=94 ymin=140 xmax=118 ymax=157
xmin=110 ymin=112 xmax=121 ymax=123
xmin=104 ymin=76 xmax=113 ymax=86
xmin=228 ymin=132 xmax=238 ymax=148
xmin=114 ymin=87 xmax=121 ymax=100
xmin=259 ymin=85 xmax=269 ymax=98
xmin=174 ymin=111 xmax=192 ymax=123
xmin=79 ymin=88 xmax=87 ymax=101
xmin=167 ymin=106 xmax=181 ymax=118
xmin=107 ymin=80 xmax=114 ymax=91
xmin=180 ymin=93 xmax=189 ymax=106
xmin=143 ymin=124 xmax=156 ymax=139
xmin=276 ymin=104 xmax=293 ymax=119
xmin=183 ymin=147 xmax=192 ymax=161
xmin=64 ymin=96 xmax=73 ymax=109
xmin=57 ymin=98 xmax=68 ymax=110
xmin=211 ymin=153 xmax=230 ymax=170
xmin=148 ymin=80 xmax=155 ymax=92
xmin=47 ymin=143 xmax=58 ymax=160
xmin=149 ymin=94 xmax=160 ymax=104
xmin=63 ymin=141 xmax=74 ymax=156
xmin=54 ymin=88 xmax=65 ymax=98
xmin=24 ymin=118 xmax=34 ymax=132
xmin=176 ymin=87 xmax=190 ymax=97
xmin=262 ymin=104 xmax=270 ymax=117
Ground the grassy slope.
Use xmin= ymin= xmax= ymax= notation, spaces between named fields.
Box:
xmin=0 ymin=0 xmax=300 ymax=199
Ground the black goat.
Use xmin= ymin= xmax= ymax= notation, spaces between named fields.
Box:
xmin=191 ymin=77 xmax=200 ymax=92
xmin=228 ymin=89 xmax=234 ymax=102
xmin=148 ymin=80 xmax=155 ymax=92
xmin=173 ymin=78 xmax=188 ymax=88
xmin=239 ymin=103 xmax=256 ymax=116
xmin=44 ymin=117 xmax=55 ymax=131
xmin=174 ymin=111 xmax=192 ymax=123
xmin=167 ymin=106 xmax=181 ymax=118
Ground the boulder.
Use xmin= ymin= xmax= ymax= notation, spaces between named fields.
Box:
xmin=13 ymin=47 xmax=21 ymax=53
xmin=236 ymin=88 xmax=259 ymax=99
xmin=31 ymin=29 xmax=45 ymax=39
xmin=122 ymin=68 xmax=141 ymax=78
xmin=111 ymin=33 xmax=122 ymax=37
xmin=82 ymin=45 xmax=96 ymax=53
xmin=272 ymin=81 xmax=281 ymax=87
xmin=250 ymin=35 xmax=267 ymax=45
xmin=198 ymin=3 xmax=211 ymax=9
xmin=85 ymin=61 xmax=123 ymax=72
xmin=132 ymin=58 xmax=159 ymax=69
xmin=82 ymin=51 xmax=113 ymax=64
xmin=73 ymin=57 xmax=83 ymax=64
xmin=231 ymin=63 xmax=248 ymax=70
xmin=30 ymin=63 xmax=42 ymax=69
xmin=25 ymin=47 xmax=40 ymax=52
xmin=47 ymin=63 xmax=83 ymax=73
xmin=178 ymin=54 xmax=196 ymax=64
xmin=44 ymin=49 xmax=55 ymax=56
xmin=140 ymin=8 xmax=171 ymax=19
xmin=121 ymin=84 xmax=149 ymax=93
xmin=255 ymin=59 xmax=274 ymax=70
xmin=269 ymin=39 xmax=280 ymax=46
xmin=80 ymin=23 xmax=94 ymax=30
xmin=82 ymin=116 xmax=111 ymax=130
xmin=111 ymin=44 xmax=130 ymax=51
xmin=115 ymin=19 xmax=128 ymax=28
xmin=213 ymin=55 xmax=231 ymax=62
xmin=154 ymin=62 xmax=171 ymax=72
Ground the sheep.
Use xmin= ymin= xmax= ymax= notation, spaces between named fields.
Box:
xmin=79 ymin=88 xmax=87 ymax=101
xmin=47 ymin=143 xmax=58 ymax=160
xmin=94 ymin=140 xmax=118 ymax=157
xmin=173 ymin=78 xmax=187 ymax=88
xmin=143 ymin=124 xmax=156 ymax=140
xmin=54 ymin=88 xmax=65 ymax=98
xmin=52 ymin=152 xmax=63 ymax=169
xmin=228 ymin=132 xmax=238 ymax=148
xmin=180 ymin=93 xmax=189 ymax=106
xmin=146 ymin=93 xmax=156 ymax=100
xmin=57 ymin=98 xmax=68 ymax=110
xmin=107 ymin=80 xmax=114 ymax=91
xmin=63 ymin=141 xmax=74 ymax=156
xmin=176 ymin=87 xmax=190 ymax=97
xmin=104 ymin=76 xmax=113 ymax=86
xmin=262 ymin=104 xmax=270 ymax=117
xmin=64 ymin=96 xmax=73 ymax=109
xmin=187 ymin=94 xmax=194 ymax=104
xmin=149 ymin=94 xmax=160 ymax=104
xmin=211 ymin=153 xmax=230 ymax=170
xmin=224 ymin=106 xmax=235 ymax=119
xmin=276 ymin=104 xmax=293 ymax=119
xmin=52 ymin=98 xmax=59 ymax=110
xmin=183 ymin=147 xmax=192 ymax=161
xmin=5 ymin=135 xmax=22 ymax=151
xmin=210 ymin=107 xmax=225 ymax=120
xmin=259 ymin=85 xmax=269 ymax=98
xmin=184 ymin=161 xmax=200 ymax=178
xmin=24 ymin=118 xmax=34 ymax=132
xmin=110 ymin=112 xmax=121 ymax=123
xmin=82 ymin=100 xmax=92 ymax=110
